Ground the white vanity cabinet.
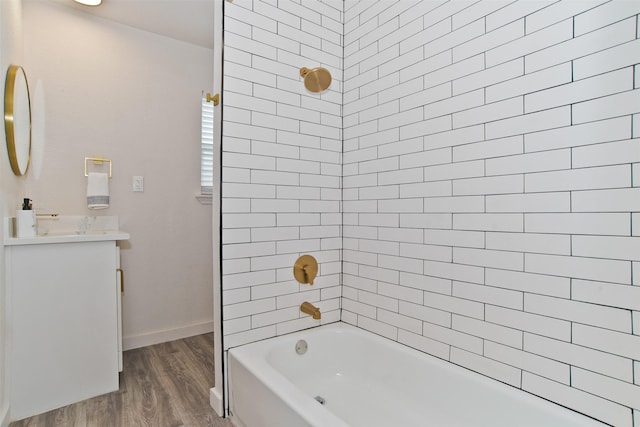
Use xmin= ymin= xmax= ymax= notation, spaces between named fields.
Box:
xmin=5 ymin=232 xmax=128 ymax=420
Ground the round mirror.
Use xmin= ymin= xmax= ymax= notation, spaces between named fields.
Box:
xmin=4 ymin=65 xmax=32 ymax=176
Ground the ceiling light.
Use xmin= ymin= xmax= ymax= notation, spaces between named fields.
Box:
xmin=73 ymin=0 xmax=102 ymax=6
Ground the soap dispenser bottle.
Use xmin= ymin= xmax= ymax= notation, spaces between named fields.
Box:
xmin=16 ymin=198 xmax=36 ymax=237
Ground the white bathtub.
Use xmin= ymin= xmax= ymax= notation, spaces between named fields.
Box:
xmin=228 ymin=322 xmax=607 ymax=427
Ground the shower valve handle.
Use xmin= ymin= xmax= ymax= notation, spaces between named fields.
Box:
xmin=294 ymin=255 xmax=318 ymax=285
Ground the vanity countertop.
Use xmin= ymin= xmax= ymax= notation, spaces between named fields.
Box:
xmin=5 ymin=230 xmax=130 ymax=246
xmin=4 ymin=215 xmax=129 ymax=246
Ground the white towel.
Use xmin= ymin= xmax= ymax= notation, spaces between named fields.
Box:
xmin=87 ymin=172 xmax=110 ymax=209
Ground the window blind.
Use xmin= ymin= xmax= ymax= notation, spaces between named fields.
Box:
xmin=201 ymin=92 xmax=214 ymax=194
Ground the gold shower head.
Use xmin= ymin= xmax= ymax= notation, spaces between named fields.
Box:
xmin=300 ymin=67 xmax=332 ymax=93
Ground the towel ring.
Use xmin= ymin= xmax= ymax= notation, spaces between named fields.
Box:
xmin=84 ymin=157 xmax=112 ymax=178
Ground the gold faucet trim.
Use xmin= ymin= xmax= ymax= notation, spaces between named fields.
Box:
xmin=293 ymin=254 xmax=318 ymax=285
xmin=300 ymin=301 xmax=321 ymax=320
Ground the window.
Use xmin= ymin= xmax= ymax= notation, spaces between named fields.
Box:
xmin=200 ymin=91 xmax=214 ymax=194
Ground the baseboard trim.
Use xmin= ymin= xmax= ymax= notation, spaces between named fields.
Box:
xmin=209 ymin=387 xmax=224 ymax=417
xmin=123 ymin=320 xmax=214 ymax=351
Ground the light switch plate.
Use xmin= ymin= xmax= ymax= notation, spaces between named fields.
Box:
xmin=133 ymin=176 xmax=144 ymax=192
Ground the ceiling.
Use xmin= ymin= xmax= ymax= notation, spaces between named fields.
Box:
xmin=47 ymin=0 xmax=215 ymax=49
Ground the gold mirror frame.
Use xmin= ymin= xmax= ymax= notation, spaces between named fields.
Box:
xmin=4 ymin=65 xmax=32 ymax=176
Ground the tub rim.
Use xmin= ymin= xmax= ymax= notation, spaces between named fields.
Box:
xmin=227 ymin=321 xmax=609 ymax=427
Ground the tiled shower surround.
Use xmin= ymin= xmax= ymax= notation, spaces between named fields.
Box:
xmin=222 ymin=0 xmax=344 ymax=348
xmin=222 ymin=1 xmax=640 ymax=425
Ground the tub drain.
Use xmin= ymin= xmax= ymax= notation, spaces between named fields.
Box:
xmin=314 ymin=396 xmax=326 ymax=405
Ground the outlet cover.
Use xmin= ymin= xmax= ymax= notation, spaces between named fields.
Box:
xmin=133 ymin=176 xmax=144 ymax=192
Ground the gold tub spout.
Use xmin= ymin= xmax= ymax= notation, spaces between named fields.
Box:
xmin=300 ymin=301 xmax=321 ymax=320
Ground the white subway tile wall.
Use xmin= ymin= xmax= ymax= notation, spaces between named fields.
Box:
xmin=341 ymin=1 xmax=640 ymax=425
xmin=223 ymin=0 xmax=640 ymax=425
xmin=222 ymin=0 xmax=344 ymax=348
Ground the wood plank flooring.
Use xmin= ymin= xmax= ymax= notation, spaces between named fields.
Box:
xmin=10 ymin=333 xmax=233 ymax=427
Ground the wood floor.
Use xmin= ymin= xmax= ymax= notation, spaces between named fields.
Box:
xmin=10 ymin=333 xmax=233 ymax=427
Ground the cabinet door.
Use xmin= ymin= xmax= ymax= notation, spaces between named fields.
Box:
xmin=8 ymin=241 xmax=119 ymax=419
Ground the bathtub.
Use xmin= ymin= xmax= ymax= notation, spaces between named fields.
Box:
xmin=228 ymin=322 xmax=607 ymax=427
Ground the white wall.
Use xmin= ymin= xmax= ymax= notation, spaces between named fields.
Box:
xmin=221 ymin=0 xmax=344 ymax=349
xmin=0 ymin=0 xmax=25 ymax=424
xmin=342 ymin=1 xmax=640 ymax=426
xmin=21 ymin=0 xmax=214 ymax=349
